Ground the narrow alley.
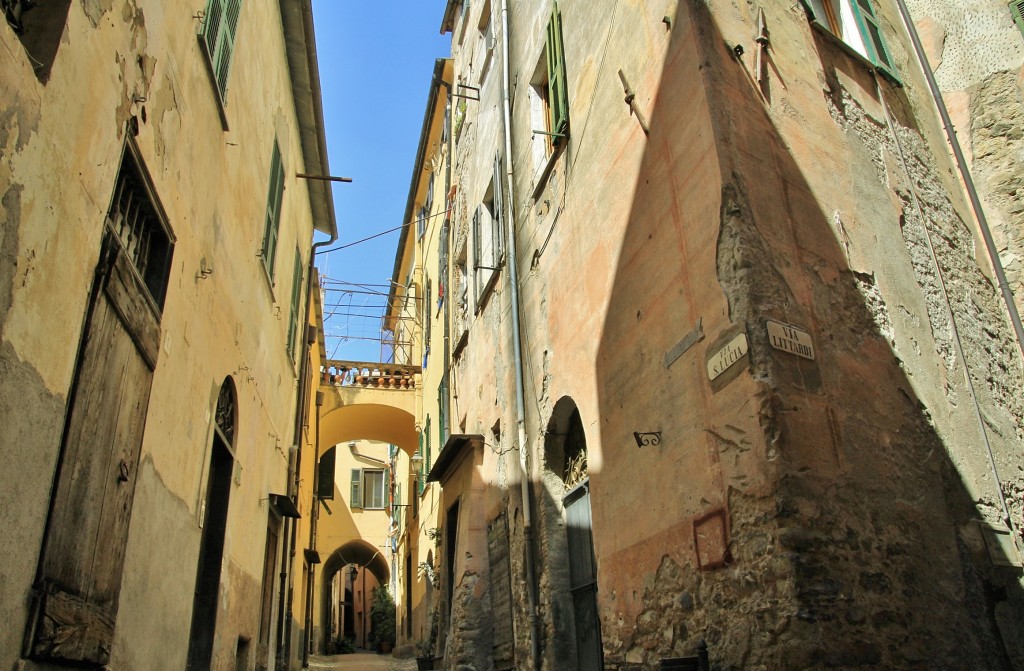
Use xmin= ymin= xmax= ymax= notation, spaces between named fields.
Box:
xmin=1 ymin=1 xmax=1023 ymax=671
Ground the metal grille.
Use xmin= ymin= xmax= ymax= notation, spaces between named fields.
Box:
xmin=107 ymin=152 xmax=172 ymax=308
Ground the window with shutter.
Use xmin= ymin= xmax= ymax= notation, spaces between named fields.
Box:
xmin=546 ymin=1 xmax=569 ymax=140
xmin=425 ymin=416 xmax=432 ymax=474
xmin=801 ymin=0 xmax=899 ymax=81
xmin=849 ymin=0 xmax=895 ymax=72
xmin=438 ymin=378 xmax=450 ymax=450
xmin=317 ymin=446 xmax=336 ymax=500
xmin=424 ymin=277 xmax=432 ymax=365
xmin=201 ymin=0 xmax=242 ymax=105
xmin=1011 ymin=0 xmax=1024 ymax=38
xmin=472 ymin=155 xmax=505 ymax=310
xmin=286 ymin=249 xmax=303 ymax=359
xmin=351 ymin=469 xmax=363 ymax=509
xmin=364 ymin=470 xmax=386 ymax=509
xmin=438 ymin=221 xmax=449 ymax=311
xmin=261 ymin=139 xmax=285 ymax=281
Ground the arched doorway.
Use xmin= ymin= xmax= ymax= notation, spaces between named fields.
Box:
xmin=187 ymin=377 xmax=237 ymax=671
xmin=545 ymin=397 xmax=603 ymax=670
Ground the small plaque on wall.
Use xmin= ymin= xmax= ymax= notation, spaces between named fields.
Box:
xmin=707 ymin=332 xmax=749 ymax=381
xmin=766 ymin=320 xmax=815 ymax=360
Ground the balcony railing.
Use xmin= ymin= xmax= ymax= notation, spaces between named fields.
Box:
xmin=321 ymin=360 xmax=420 ymax=390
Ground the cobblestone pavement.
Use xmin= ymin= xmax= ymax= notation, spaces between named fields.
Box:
xmin=307 ymin=652 xmax=418 ymax=671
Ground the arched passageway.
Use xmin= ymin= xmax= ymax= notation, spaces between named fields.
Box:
xmin=320 ymin=540 xmax=390 ymax=651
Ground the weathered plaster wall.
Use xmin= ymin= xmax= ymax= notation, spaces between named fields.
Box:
xmin=0 ymin=0 xmax=322 ymax=669
xmin=434 ymin=0 xmax=1024 ymax=669
xmin=906 ymin=0 xmax=1024 ymax=321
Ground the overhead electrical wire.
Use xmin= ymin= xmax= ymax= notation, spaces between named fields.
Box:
xmin=314 ymin=207 xmax=451 ymax=255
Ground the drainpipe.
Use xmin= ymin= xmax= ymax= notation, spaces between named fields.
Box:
xmin=281 ymin=0 xmax=340 ymax=664
xmin=894 ymin=0 xmax=1024 ymax=363
xmin=302 ymin=390 xmax=325 ymax=666
xmin=284 ymin=235 xmax=336 ymax=671
xmin=499 ymin=0 xmax=541 ymax=667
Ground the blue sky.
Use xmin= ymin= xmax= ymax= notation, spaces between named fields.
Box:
xmin=311 ymin=2 xmax=450 ymax=363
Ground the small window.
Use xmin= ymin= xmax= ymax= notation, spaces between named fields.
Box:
xmin=528 ymin=2 xmax=569 ymax=172
xmin=3 ymin=0 xmax=72 ymax=82
xmin=545 ymin=1 xmax=569 ymax=138
xmin=424 ymin=277 xmax=432 ymax=364
xmin=107 ymin=142 xmax=175 ymax=309
xmin=417 ymin=206 xmax=428 ymax=239
xmin=261 ymin=139 xmax=285 ymax=281
xmin=803 ymin=0 xmax=898 ymax=80
xmin=473 ymin=153 xmax=505 ymax=307
xmin=351 ymin=469 xmax=386 ymax=509
xmin=438 ymin=220 xmax=449 ymax=311
xmin=200 ymin=0 xmax=243 ymax=107
xmin=438 ymin=379 xmax=449 ymax=451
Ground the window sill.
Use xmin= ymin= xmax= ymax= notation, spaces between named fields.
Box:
xmin=258 ymin=255 xmax=277 ymax=300
xmin=474 ymin=264 xmax=502 ymax=314
xmin=808 ymin=20 xmax=901 ymax=87
xmin=197 ymin=34 xmax=231 ymax=131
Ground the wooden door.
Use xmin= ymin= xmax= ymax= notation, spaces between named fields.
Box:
xmin=565 ymin=480 xmax=603 ymax=671
xmin=26 ymin=237 xmax=161 ymax=666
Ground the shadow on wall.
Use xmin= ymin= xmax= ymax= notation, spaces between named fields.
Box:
xmin=589 ymin=3 xmax=1023 ymax=669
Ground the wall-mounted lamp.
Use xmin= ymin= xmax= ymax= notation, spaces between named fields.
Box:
xmin=633 ymin=431 xmax=662 ymax=448
xmin=411 ymin=452 xmax=424 ymax=468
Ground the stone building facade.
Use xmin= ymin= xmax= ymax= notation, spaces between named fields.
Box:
xmin=903 ymin=0 xmax=1024 ymax=339
xmin=0 ymin=1 xmax=335 ymax=670
xmin=402 ymin=0 xmax=1024 ymax=669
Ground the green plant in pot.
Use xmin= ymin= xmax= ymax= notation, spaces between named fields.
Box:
xmin=368 ymin=585 xmax=396 ymax=653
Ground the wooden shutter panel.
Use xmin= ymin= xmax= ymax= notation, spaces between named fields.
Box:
xmin=546 ymin=1 xmax=569 ymax=139
xmin=425 ymin=416 xmax=432 ymax=472
xmin=1011 ymin=0 xmax=1024 ymax=36
xmin=851 ymin=0 xmax=896 ymax=73
xmin=472 ymin=205 xmax=483 ymax=302
xmin=350 ymin=469 xmax=363 ymax=508
xmin=286 ymin=250 xmax=303 ymax=358
xmin=214 ymin=0 xmax=242 ymax=98
xmin=492 ymin=153 xmax=504 ymax=262
xmin=263 ymin=140 xmax=283 ymax=278
xmin=203 ymin=0 xmax=225 ymax=62
xmin=317 ymin=447 xmax=336 ymax=500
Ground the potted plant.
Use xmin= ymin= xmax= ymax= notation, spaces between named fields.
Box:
xmin=368 ymin=585 xmax=396 ymax=654
xmin=415 ymin=641 xmax=434 ymax=671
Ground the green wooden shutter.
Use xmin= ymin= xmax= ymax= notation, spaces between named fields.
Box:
xmin=262 ymin=140 xmax=284 ymax=279
xmin=850 ymin=0 xmax=897 ymax=75
xmin=317 ymin=447 xmax=336 ymax=500
xmin=350 ymin=469 xmax=363 ymax=508
xmin=216 ymin=0 xmax=242 ymax=98
xmin=286 ymin=250 xmax=303 ymax=358
xmin=417 ymin=431 xmax=425 ymax=495
xmin=472 ymin=205 xmax=482 ymax=301
xmin=425 ymin=416 xmax=432 ymax=474
xmin=203 ymin=0 xmax=242 ymax=100
xmin=492 ymin=153 xmax=504 ymax=261
xmin=546 ymin=1 xmax=569 ymax=139
xmin=1011 ymin=0 xmax=1024 ymax=37
xmin=203 ymin=0 xmax=225 ymax=60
